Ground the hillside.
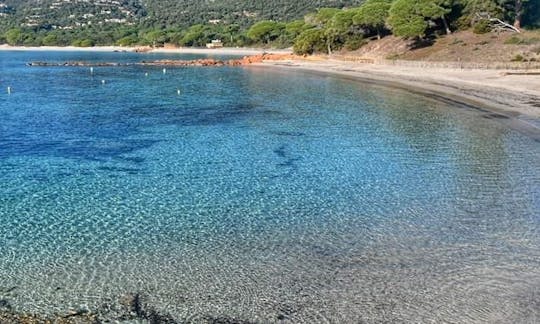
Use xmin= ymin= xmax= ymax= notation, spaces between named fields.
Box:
xmin=344 ymin=30 xmax=540 ymax=64
xmin=143 ymin=0 xmax=363 ymax=27
xmin=0 ymin=0 xmax=145 ymax=29
xmin=0 ymin=0 xmax=363 ymax=31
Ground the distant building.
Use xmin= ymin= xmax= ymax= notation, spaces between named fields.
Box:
xmin=206 ymin=39 xmax=223 ymax=49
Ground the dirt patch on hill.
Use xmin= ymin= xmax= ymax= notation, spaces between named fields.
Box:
xmin=343 ymin=30 xmax=540 ymax=63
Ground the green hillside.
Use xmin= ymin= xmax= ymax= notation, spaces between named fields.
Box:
xmin=0 ymin=0 xmax=363 ymax=31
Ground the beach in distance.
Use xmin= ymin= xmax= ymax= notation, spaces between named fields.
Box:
xmin=0 ymin=44 xmax=290 ymax=55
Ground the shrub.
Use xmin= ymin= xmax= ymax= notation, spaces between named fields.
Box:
xmin=344 ymin=35 xmax=366 ymax=51
xmin=72 ymin=39 xmax=95 ymax=47
xmin=505 ymin=36 xmax=523 ymax=44
xmin=511 ymin=54 xmax=524 ymax=62
xmin=473 ymin=20 xmax=491 ymax=34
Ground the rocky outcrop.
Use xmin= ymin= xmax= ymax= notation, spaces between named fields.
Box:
xmin=27 ymin=53 xmax=305 ymax=68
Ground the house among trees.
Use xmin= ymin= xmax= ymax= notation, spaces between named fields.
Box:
xmin=206 ymin=39 xmax=223 ymax=48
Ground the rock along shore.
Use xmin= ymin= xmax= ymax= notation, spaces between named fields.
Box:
xmin=27 ymin=53 xmax=304 ymax=68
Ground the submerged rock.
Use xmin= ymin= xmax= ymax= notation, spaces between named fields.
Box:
xmin=118 ymin=292 xmax=177 ymax=323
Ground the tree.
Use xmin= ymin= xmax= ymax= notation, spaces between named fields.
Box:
xmin=387 ymin=0 xmax=453 ymax=38
xmin=72 ymin=39 xmax=95 ymax=47
xmin=462 ymin=0 xmax=537 ymax=30
xmin=502 ymin=0 xmax=532 ymax=28
xmin=246 ymin=20 xmax=284 ymax=44
xmin=179 ymin=25 xmax=206 ymax=46
xmin=293 ymin=28 xmax=326 ymax=54
xmin=425 ymin=0 xmax=454 ymax=34
xmin=325 ymin=9 xmax=359 ymax=54
xmin=522 ymin=0 xmax=540 ymax=26
xmin=42 ymin=34 xmax=58 ymax=46
xmin=387 ymin=0 xmax=429 ymax=37
xmin=4 ymin=28 xmax=24 ymax=46
xmin=225 ymin=24 xmax=240 ymax=44
xmin=314 ymin=8 xmax=342 ymax=25
xmin=143 ymin=29 xmax=167 ymax=46
xmin=353 ymin=0 xmax=393 ymax=39
xmin=285 ymin=20 xmax=312 ymax=41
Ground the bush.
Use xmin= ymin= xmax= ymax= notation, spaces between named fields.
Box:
xmin=473 ymin=20 xmax=491 ymax=34
xmin=386 ymin=53 xmax=400 ymax=60
xmin=344 ymin=35 xmax=366 ymax=51
xmin=72 ymin=39 xmax=95 ymax=47
xmin=506 ymin=36 xmax=540 ymax=45
xmin=117 ymin=35 xmax=139 ymax=46
xmin=505 ymin=36 xmax=523 ymax=44
xmin=511 ymin=54 xmax=524 ymax=62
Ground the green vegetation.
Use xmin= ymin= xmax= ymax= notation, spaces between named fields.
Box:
xmin=0 ymin=0 xmax=538 ymax=52
xmin=504 ymin=35 xmax=540 ymax=44
xmin=353 ymin=0 xmax=392 ymax=39
xmin=511 ymin=53 xmax=524 ymax=61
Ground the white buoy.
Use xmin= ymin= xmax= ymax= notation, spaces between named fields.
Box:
xmin=101 ymin=80 xmax=106 ymax=85
xmin=7 ymin=86 xmax=11 ymax=95
xmin=177 ymin=89 xmax=181 ymax=95
xmin=90 ymin=67 xmax=94 ymax=74
xmin=145 ymin=72 xmax=148 ymax=77
xmin=162 ymin=68 xmax=167 ymax=74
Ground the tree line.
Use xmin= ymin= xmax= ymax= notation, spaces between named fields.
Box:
xmin=1 ymin=0 xmax=538 ymax=51
xmin=250 ymin=0 xmax=540 ymax=54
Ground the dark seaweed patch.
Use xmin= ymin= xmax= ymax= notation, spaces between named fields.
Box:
xmin=273 ymin=131 xmax=306 ymax=137
xmin=203 ymin=316 xmax=255 ymax=324
xmin=274 ymin=145 xmax=287 ymax=158
xmin=483 ymin=113 xmax=510 ymax=119
xmin=0 ymin=300 xmax=11 ymax=310
xmin=97 ymin=166 xmax=142 ymax=174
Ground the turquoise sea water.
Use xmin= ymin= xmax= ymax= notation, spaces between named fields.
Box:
xmin=0 ymin=51 xmax=539 ymax=322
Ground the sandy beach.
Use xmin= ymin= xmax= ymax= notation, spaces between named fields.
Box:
xmin=256 ymin=58 xmax=540 ymax=137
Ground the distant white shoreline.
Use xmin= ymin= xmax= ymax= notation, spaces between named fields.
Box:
xmin=0 ymin=44 xmax=292 ymax=56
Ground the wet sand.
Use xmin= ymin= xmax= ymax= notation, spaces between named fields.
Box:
xmin=255 ymin=59 xmax=540 ymax=138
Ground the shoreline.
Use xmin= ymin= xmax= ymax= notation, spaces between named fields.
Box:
xmin=3 ymin=45 xmax=538 ymax=136
xmin=255 ymin=59 xmax=540 ymax=139
xmin=0 ymin=44 xmax=290 ymax=56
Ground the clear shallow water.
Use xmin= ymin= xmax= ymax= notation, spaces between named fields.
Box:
xmin=0 ymin=51 xmax=539 ymax=323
